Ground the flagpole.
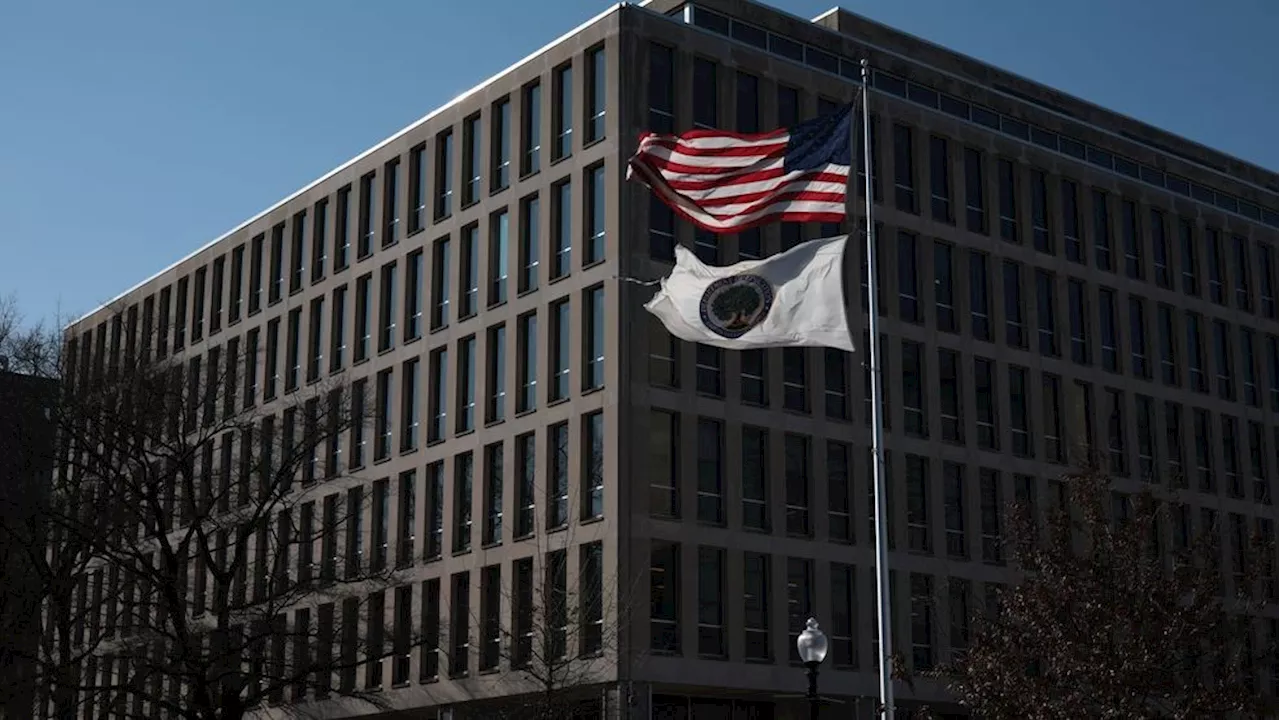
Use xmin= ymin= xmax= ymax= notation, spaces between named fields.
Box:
xmin=861 ymin=57 xmax=896 ymax=720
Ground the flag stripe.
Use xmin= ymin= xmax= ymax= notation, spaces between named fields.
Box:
xmin=627 ymin=107 xmax=851 ymax=234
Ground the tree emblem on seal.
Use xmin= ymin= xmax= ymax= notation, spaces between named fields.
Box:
xmin=699 ymin=274 xmax=775 ymax=339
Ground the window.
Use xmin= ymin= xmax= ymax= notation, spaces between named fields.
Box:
xmin=934 ymin=241 xmax=955 ymax=332
xmin=435 ymin=130 xmax=453 ymax=221
xmin=419 ymin=578 xmax=440 ymax=680
xmin=1099 ymin=288 xmax=1118 ymax=372
xmin=649 ymin=195 xmax=676 ymax=262
xmin=483 ymin=443 xmax=503 ymax=545
xmin=307 ymin=295 xmax=325 ymax=382
xmin=650 ymin=316 xmax=680 ymax=389
xmin=929 ymin=135 xmax=951 ymax=222
xmin=375 ymin=368 xmax=392 ymax=461
xmin=697 ymin=547 xmax=726 ymax=657
xmin=1003 ymin=261 xmax=1025 ymax=348
xmin=519 ymin=194 xmax=540 ymax=293
xmin=898 ymin=231 xmax=919 ymax=321
xmin=648 ymin=44 xmax=674 ymax=133
xmin=831 ymin=564 xmax=856 ymax=667
xmin=979 ymin=469 xmax=1003 ymax=564
xmin=1165 ymin=402 xmax=1185 ymax=487
xmin=696 ymin=418 xmax=724 ymax=525
xmin=462 ymin=115 xmax=481 ymax=206
xmin=902 ymin=340 xmax=927 ymax=437
xmin=1186 ymin=312 xmax=1206 ymax=392
xmin=1092 ymin=189 xmax=1111 ymax=271
xmin=1249 ymin=422 xmax=1271 ymax=503
xmin=517 ymin=312 xmax=537 ymax=413
xmin=975 ymin=357 xmax=998 ymax=451
xmin=210 ymin=256 xmax=224 ymax=332
xmin=1121 ymin=199 xmax=1141 ymax=279
xmin=427 ymin=347 xmax=447 ymax=443
xmin=354 ymin=273 xmax=372 ymax=362
xmin=404 ymin=249 xmax=423 ymax=342
xmin=1009 ymin=366 xmax=1032 ymax=458
xmin=580 ymin=542 xmax=604 ymax=655
xmin=489 ymin=209 xmax=509 ymax=306
xmin=549 ymin=298 xmax=570 ymax=401
xmin=548 ymin=422 xmax=569 ymax=529
xmin=1062 ymin=179 xmax=1082 ymax=262
xmin=358 ymin=174 xmax=376 ymax=257
xmin=1241 ymin=327 xmax=1259 ymax=407
xmin=1135 ymin=395 xmax=1155 ymax=480
xmin=248 ymin=235 xmax=264 ymax=314
xmin=742 ymin=426 xmax=770 ymax=531
xmin=485 ymin=324 xmax=506 ymax=423
xmin=450 ymin=572 xmax=470 ymax=676
xmin=1212 ymin=320 xmax=1234 ymax=400
xmin=586 ymin=45 xmax=606 ymax=143
xmin=400 ymin=359 xmax=419 ymax=452
xmin=1129 ymin=297 xmax=1149 ymax=379
xmin=457 ymin=336 xmax=476 ymax=433
xmin=430 ymin=236 xmax=450 ymax=330
xmin=744 ymin=552 xmax=771 ymax=661
xmin=553 ymin=63 xmax=573 ymax=159
xmin=893 ymin=124 xmax=916 ymax=213
xmin=969 ymin=251 xmax=991 ymax=341
xmin=584 ymin=286 xmax=605 ymax=390
xmin=939 ymin=348 xmax=963 ymax=444
xmin=1179 ymin=219 xmax=1199 ymax=295
xmin=786 ymin=558 xmax=814 ymax=662
xmin=585 ymin=163 xmax=605 ymax=265
xmin=332 ymin=186 xmax=351 ymax=272
xmin=1106 ymin=389 xmax=1127 ymax=476
xmin=492 ymin=98 xmax=511 ymax=192
xmin=425 ymin=462 xmax=443 ymax=558
xmin=943 ymin=462 xmax=967 ymax=558
xmin=1206 ymin=229 xmax=1225 ymax=304
xmin=1151 ymin=209 xmax=1169 ymax=288
xmin=285 ymin=308 xmax=301 ymax=391
xmin=1068 ymin=279 xmax=1090 ymax=365
xmin=784 ymin=434 xmax=811 ymax=537
xmin=1158 ymin=304 xmax=1177 ymax=386
xmin=511 ymin=558 xmax=533 ymax=667
xmin=345 ymin=486 xmax=364 ymax=577
xmin=963 ymin=148 xmax=985 ymax=233
xmin=371 ymin=478 xmax=390 ymax=571
xmin=409 ymin=144 xmax=428 ymax=234
xmin=383 ymin=158 xmax=401 ymax=245
xmin=1035 ymin=270 xmax=1058 ymax=356
xmin=828 ymin=441 xmax=852 ymax=543
xmin=650 ymin=541 xmax=681 ymax=654
xmin=268 ymin=226 xmax=284 ymax=305
xmin=650 ymin=410 xmax=680 ymax=518
xmin=997 ymin=158 xmax=1017 ymax=242
xmin=693 ymin=58 xmax=717 ymax=129
xmin=911 ymin=574 xmax=935 ymax=670
xmin=1031 ymin=169 xmax=1050 ymax=252
xmin=1259 ymin=242 xmax=1276 ymax=317
xmin=1043 ymin=374 xmax=1064 ymax=463
xmin=906 ymin=454 xmax=931 ymax=553
xmin=824 ymin=348 xmax=849 ymax=419
xmin=514 ymin=433 xmax=536 ymax=537
xmin=521 ymin=81 xmax=542 ymax=175
xmin=583 ymin=412 xmax=604 ymax=519
xmin=549 ymin=180 xmax=572 ymax=279
xmin=1233 ymin=235 xmax=1254 ymax=313
xmin=397 ymin=471 xmax=416 ymax=567
xmin=453 ymin=452 xmax=473 ymax=553
xmin=695 ymin=344 xmax=722 ymax=396
xmin=378 ymin=261 xmax=397 ymax=352
xmin=783 ymin=347 xmax=807 ymax=411
xmin=735 ymin=71 xmax=760 ymax=132
xmin=460 ymin=224 xmax=479 ymax=318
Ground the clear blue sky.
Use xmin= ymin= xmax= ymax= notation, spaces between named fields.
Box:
xmin=1 ymin=0 xmax=1275 ymax=326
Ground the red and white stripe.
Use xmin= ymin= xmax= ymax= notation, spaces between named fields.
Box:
xmin=626 ymin=128 xmax=849 ymax=234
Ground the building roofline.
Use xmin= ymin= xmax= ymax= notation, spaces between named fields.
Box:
xmin=69 ymin=2 xmax=628 ymax=330
xmin=808 ymin=5 xmax=1276 ymax=184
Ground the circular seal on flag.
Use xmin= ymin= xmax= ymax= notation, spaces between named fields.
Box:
xmin=699 ymin=274 xmax=775 ymax=339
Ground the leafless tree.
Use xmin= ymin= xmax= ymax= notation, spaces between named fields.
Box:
xmin=2 ymin=300 xmax=424 ymax=720
xmin=933 ymin=467 xmax=1277 ymax=719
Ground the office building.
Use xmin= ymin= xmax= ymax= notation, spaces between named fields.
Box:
xmin=61 ymin=0 xmax=1278 ymax=717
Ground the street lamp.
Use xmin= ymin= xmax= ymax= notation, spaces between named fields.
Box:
xmin=796 ymin=617 xmax=828 ymax=720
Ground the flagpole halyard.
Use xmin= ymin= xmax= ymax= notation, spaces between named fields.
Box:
xmin=861 ymin=56 xmax=897 ymax=720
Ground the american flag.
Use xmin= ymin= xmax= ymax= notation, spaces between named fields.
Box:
xmin=627 ymin=102 xmax=853 ymax=234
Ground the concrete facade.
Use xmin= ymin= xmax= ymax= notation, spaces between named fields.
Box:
xmin=64 ymin=1 xmax=1277 ymax=718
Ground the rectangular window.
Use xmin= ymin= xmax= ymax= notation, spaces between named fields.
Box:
xmin=824 ymin=347 xmax=849 ymax=420
xmin=784 ymin=434 xmax=811 ymax=537
xmin=939 ymin=348 xmax=963 ymax=444
xmin=462 ymin=114 xmax=481 ymax=206
xmin=428 ymin=347 xmax=447 ymax=443
xmin=492 ymin=98 xmax=511 ymax=192
xmin=744 ymin=552 xmax=771 ymax=661
xmin=551 ymin=180 xmax=571 ymax=279
xmin=453 ymin=452 xmax=473 ymax=553
xmin=425 ymin=462 xmax=443 ymax=558
xmin=371 ymin=478 xmax=390 ymax=571
xmin=695 ymin=343 xmax=722 ymax=396
xmin=457 ymin=336 xmax=476 ymax=433
xmin=585 ymin=163 xmax=605 ymax=265
xmin=1194 ymin=410 xmax=1214 ymax=493
xmin=397 ymin=471 xmax=416 ymax=567
xmin=828 ymin=440 xmax=852 ymax=543
xmin=1179 ymin=219 xmax=1199 ymax=295
xmin=963 ymin=148 xmax=985 ymax=233
xmin=435 ymin=130 xmax=454 ymax=221
xmin=483 ymin=443 xmax=503 ymax=545
xmin=975 ymin=357 xmax=998 ymax=451
xmin=358 ymin=173 xmax=376 ymax=257
xmin=344 ymin=486 xmax=364 ymax=577
xmin=549 ymin=298 xmax=570 ymax=401
xmin=460 ymin=223 xmax=479 ymax=318
xmin=1158 ymin=304 xmax=1177 ymax=386
xmin=893 ymin=124 xmax=916 ymax=213
xmin=431 ymin=236 xmax=450 ymax=330
xmin=697 ymin=546 xmax=726 ymax=657
xmin=739 ymin=426 xmax=771 ymax=532
xmin=979 ymin=469 xmax=1003 ymax=564
xmin=943 ymin=461 xmax=967 ymax=559
xmin=521 ymin=81 xmax=542 ymax=175
xmin=334 ymin=186 xmax=351 ymax=271
xmin=1213 ymin=320 xmax=1234 ymax=400
xmin=1035 ymin=269 xmax=1058 ymax=356
xmin=1106 ymin=389 xmax=1128 ymax=476
xmin=307 ymin=295 xmax=324 ymax=382
xmin=786 ymin=557 xmax=814 ymax=663
xmin=586 ymin=45 xmax=606 ymax=142
xmin=1009 ymin=366 xmax=1032 ymax=458
xmin=1130 ymin=296 xmax=1149 ymax=379
xmin=648 ymin=44 xmax=674 ymax=133
xmin=378 ymin=261 xmax=397 ymax=352
xmin=737 ymin=71 xmax=759 ymax=132
xmin=934 ymin=240 xmax=955 ymax=332
xmin=312 ymin=197 xmax=328 ymax=282
xmin=906 ymin=454 xmax=931 ymax=553
xmin=1151 ymin=209 xmax=1170 ymax=288
xmin=898 ymin=231 xmax=919 ymax=322
xmin=1186 ymin=312 xmax=1206 ymax=392
xmin=693 ymin=57 xmax=717 ymax=129
xmin=409 ymin=144 xmax=427 ymax=234
xmin=969 ymin=251 xmax=991 ymax=341
xmin=1135 ymin=395 xmax=1155 ymax=480
xmin=354 ymin=273 xmax=372 ymax=363
xmin=519 ymin=193 xmax=540 ymax=293
xmin=1062 ymin=179 xmax=1082 ymax=261
xmin=782 ymin=347 xmax=807 ymax=411
xmin=1241 ymin=327 xmax=1259 ymax=407
xmin=696 ymin=418 xmax=724 ymax=525
xmin=649 ymin=195 xmax=675 ymax=262
xmin=449 ymin=572 xmax=470 ymax=676
xmin=911 ymin=574 xmax=935 ymax=670
xmin=929 ymin=135 xmax=951 ymax=222
xmin=583 ymin=411 xmax=604 ymax=519
xmin=1092 ymin=189 xmax=1111 ymax=271
xmin=580 ymin=542 xmax=604 ymax=655
xmin=330 ymin=285 xmax=347 ymax=373
xmin=383 ymin=158 xmax=400 ymax=245
xmin=1069 ymin=279 xmax=1090 ymax=364
xmin=268 ymin=225 xmax=284 ymax=304
xmin=585 ymin=285 xmax=604 ymax=390
xmin=419 ymin=578 xmax=440 ymax=681
xmin=902 ymin=340 xmax=926 ymax=437
xmin=1099 ymin=288 xmax=1119 ymax=372
xmin=517 ymin=312 xmax=537 ymax=413
xmin=1206 ymin=229 xmax=1225 ymax=304
xmin=1232 ymin=234 xmax=1252 ymax=311
xmin=831 ymin=563 xmax=856 ymax=667
xmin=404 ymin=249 xmax=423 ymax=342
xmin=548 ymin=422 xmax=569 ymax=528
xmin=248 ymin=234 xmax=264 ymax=314
xmin=210 ymin=256 xmax=224 ymax=333
xmin=553 ymin=63 xmax=573 ymax=159
xmin=485 ymin=210 xmax=509 ymax=307
xmin=650 ymin=541 xmax=681 ymax=654
xmin=1121 ymin=199 xmax=1141 ymax=279
xmin=1031 ymin=169 xmax=1050 ymax=252
xmin=288 ymin=212 xmax=307 ymax=296
xmin=285 ymin=308 xmax=301 ymax=391
xmin=486 ymin=324 xmax=506 ymax=423
xmin=1003 ymin=260 xmax=1025 ymax=348
xmin=400 ymin=359 xmax=420 ymax=452
xmin=997 ymin=158 xmax=1018 ymax=242
xmin=374 ymin=368 xmax=393 ymax=461
xmin=650 ymin=410 xmax=680 ymax=518
xmin=515 ymin=433 xmax=536 ymax=537
xmin=1043 ymin=373 xmax=1064 ymax=463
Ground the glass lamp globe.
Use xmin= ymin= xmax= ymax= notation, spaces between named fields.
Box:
xmin=796 ymin=617 xmax=828 ymax=665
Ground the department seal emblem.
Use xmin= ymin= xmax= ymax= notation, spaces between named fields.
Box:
xmin=699 ymin=274 xmax=775 ymax=339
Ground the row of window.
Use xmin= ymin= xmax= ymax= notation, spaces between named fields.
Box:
xmin=65 ymin=542 xmax=604 ymax=715
xmin=671 ymin=4 xmax=1279 ymax=228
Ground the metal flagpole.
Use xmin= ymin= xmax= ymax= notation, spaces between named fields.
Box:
xmin=860 ymin=57 xmax=896 ymax=720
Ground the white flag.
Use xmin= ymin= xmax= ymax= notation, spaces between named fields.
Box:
xmin=645 ymin=235 xmax=854 ymax=352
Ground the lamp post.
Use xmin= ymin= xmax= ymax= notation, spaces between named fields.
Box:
xmin=795 ymin=617 xmax=828 ymax=720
